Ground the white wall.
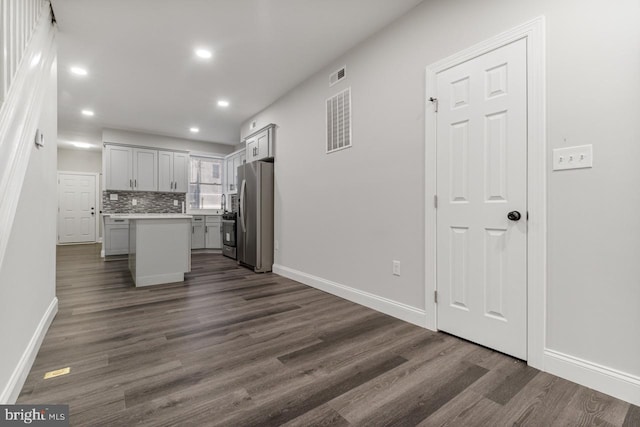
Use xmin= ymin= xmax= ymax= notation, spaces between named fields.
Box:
xmin=58 ymin=148 xmax=102 ymax=173
xmin=242 ymin=0 xmax=640 ymax=401
xmin=0 ymin=59 xmax=58 ymax=401
xmin=103 ymin=128 xmax=234 ymax=156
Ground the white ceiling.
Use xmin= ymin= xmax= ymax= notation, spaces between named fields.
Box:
xmin=52 ymin=0 xmax=424 ymax=150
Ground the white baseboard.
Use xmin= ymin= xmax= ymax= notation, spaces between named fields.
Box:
xmin=0 ymin=297 xmax=58 ymax=404
xmin=273 ymin=264 xmax=427 ymax=327
xmin=544 ymin=349 xmax=640 ymax=406
xmin=134 ymin=272 xmax=185 ymax=287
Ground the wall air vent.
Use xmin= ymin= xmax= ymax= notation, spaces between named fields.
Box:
xmin=329 ymin=66 xmax=346 ymax=87
xmin=326 ymin=87 xmax=352 ymax=154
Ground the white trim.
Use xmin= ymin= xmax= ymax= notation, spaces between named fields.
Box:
xmin=0 ymin=297 xmax=58 ymax=404
xmin=0 ymin=6 xmax=55 ymax=271
xmin=424 ymin=17 xmax=546 ymax=368
xmin=544 ymin=349 xmax=640 ymax=406
xmin=273 ymin=264 xmax=427 ymax=327
xmin=57 ymin=171 xmax=100 ymax=244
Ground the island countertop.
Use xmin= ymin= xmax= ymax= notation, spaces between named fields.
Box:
xmin=103 ymin=213 xmax=193 ymax=220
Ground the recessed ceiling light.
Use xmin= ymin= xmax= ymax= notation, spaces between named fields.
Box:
xmin=195 ymin=48 xmax=212 ymax=59
xmin=81 ymin=109 xmax=94 ymax=116
xmin=217 ymin=100 xmax=230 ymax=108
xmin=71 ymin=142 xmax=92 ymax=149
xmin=70 ymin=66 xmax=88 ymax=76
xmin=190 ymin=127 xmax=200 ymax=133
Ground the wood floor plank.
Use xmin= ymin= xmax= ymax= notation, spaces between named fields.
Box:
xmin=623 ymin=405 xmax=640 ymax=427
xmin=14 ymin=244 xmax=635 ymax=426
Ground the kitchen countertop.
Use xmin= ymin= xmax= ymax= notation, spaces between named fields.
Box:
xmin=103 ymin=213 xmax=193 ymax=219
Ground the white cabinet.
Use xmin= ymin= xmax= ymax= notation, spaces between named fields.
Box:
xmin=224 ymin=149 xmax=246 ymax=193
xmin=191 ymin=216 xmax=205 ymax=249
xmin=105 ymin=145 xmax=133 ymax=191
xmin=159 ymin=151 xmax=189 ymax=193
xmin=245 ymin=124 xmax=274 ymax=163
xmin=205 ymin=216 xmax=222 ymax=249
xmin=104 ymin=217 xmax=129 ymax=255
xmin=104 ymin=144 xmax=157 ymax=191
xmin=132 ymin=148 xmax=158 ymax=191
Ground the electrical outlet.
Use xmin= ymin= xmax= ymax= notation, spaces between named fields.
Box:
xmin=132 ymin=199 xmax=137 ymax=206
xmin=109 ymin=193 xmax=118 ymax=201
xmin=173 ymin=200 xmax=178 ymax=206
xmin=392 ymin=260 xmax=401 ymax=276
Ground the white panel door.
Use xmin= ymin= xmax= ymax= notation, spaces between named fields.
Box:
xmin=173 ymin=152 xmax=189 ymax=193
xmin=58 ymin=173 xmax=97 ymax=243
xmin=436 ymin=38 xmax=527 ymax=359
xmin=158 ymin=150 xmax=174 ymax=192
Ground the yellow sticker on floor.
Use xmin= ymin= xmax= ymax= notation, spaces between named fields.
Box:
xmin=43 ymin=367 xmax=70 ymax=379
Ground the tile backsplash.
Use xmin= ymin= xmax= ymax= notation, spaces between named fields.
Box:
xmin=102 ymin=191 xmax=185 ymax=213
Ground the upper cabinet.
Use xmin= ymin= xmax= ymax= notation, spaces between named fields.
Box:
xmin=104 ymin=145 xmax=133 ymax=191
xmin=133 ymin=148 xmax=158 ymax=191
xmin=245 ymin=124 xmax=275 ymax=164
xmin=158 ymin=151 xmax=188 ymax=193
xmin=105 ymin=145 xmax=157 ymax=191
xmin=224 ymin=149 xmax=246 ymax=193
xmin=104 ymin=144 xmax=187 ymax=193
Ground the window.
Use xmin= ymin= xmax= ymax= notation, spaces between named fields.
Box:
xmin=326 ymin=87 xmax=352 ymax=153
xmin=188 ymin=156 xmax=224 ymax=210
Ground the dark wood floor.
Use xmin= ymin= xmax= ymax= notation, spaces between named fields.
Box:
xmin=17 ymin=244 xmax=639 ymax=426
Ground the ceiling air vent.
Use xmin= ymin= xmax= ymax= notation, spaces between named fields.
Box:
xmin=329 ymin=66 xmax=346 ymax=87
xmin=326 ymin=87 xmax=352 ymax=154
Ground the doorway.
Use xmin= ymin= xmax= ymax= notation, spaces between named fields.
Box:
xmin=58 ymin=172 xmax=99 ymax=243
xmin=425 ymin=17 xmax=547 ymax=366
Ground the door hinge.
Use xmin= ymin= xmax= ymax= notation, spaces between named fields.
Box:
xmin=434 ymin=290 xmax=438 ymax=303
xmin=434 ymin=195 xmax=438 ymax=209
xmin=429 ymin=97 xmax=438 ymax=112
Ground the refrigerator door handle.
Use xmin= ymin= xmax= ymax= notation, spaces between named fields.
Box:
xmin=239 ymin=179 xmax=247 ymax=233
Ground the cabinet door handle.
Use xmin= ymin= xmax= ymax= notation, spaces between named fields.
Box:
xmin=205 ymin=226 xmax=208 ymax=233
xmin=134 ymin=179 xmax=137 ymax=188
xmin=192 ymin=226 xmax=194 ymax=233
xmin=130 ymin=179 xmax=133 ymax=189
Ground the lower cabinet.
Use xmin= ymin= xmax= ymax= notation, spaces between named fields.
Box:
xmin=104 ymin=217 xmax=129 ymax=256
xmin=192 ymin=215 xmax=222 ymax=250
xmin=205 ymin=216 xmax=222 ymax=249
xmin=191 ymin=216 xmax=205 ymax=249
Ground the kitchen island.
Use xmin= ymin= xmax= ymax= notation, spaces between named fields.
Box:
xmin=109 ymin=214 xmax=192 ymax=286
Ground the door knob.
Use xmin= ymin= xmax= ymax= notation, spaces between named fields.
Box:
xmin=507 ymin=211 xmax=521 ymax=221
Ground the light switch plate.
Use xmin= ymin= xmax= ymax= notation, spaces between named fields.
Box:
xmin=109 ymin=193 xmax=118 ymax=201
xmin=132 ymin=199 xmax=137 ymax=206
xmin=173 ymin=200 xmax=178 ymax=206
xmin=553 ymin=145 xmax=593 ymax=171
xmin=392 ymin=260 xmax=401 ymax=276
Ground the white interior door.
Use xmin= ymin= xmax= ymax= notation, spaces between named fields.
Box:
xmin=436 ymin=38 xmax=527 ymax=359
xmin=58 ymin=173 xmax=97 ymax=243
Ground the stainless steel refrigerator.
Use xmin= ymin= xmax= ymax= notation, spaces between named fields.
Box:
xmin=237 ymin=161 xmax=274 ymax=273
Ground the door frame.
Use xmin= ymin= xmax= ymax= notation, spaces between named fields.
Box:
xmin=57 ymin=171 xmax=101 ymax=244
xmin=424 ymin=16 xmax=546 ymax=368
